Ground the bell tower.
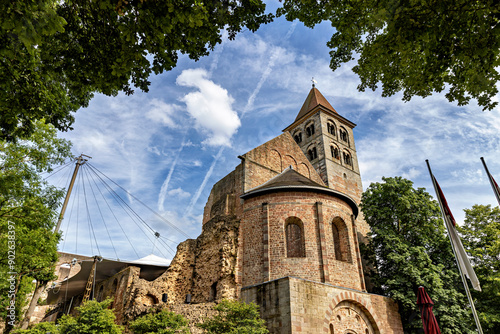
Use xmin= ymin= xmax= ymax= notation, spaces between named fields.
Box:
xmin=283 ymin=86 xmax=363 ymax=205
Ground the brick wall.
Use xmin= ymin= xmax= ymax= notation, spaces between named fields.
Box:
xmin=241 ymin=191 xmax=365 ymax=291
xmin=241 ymin=132 xmax=325 ymax=192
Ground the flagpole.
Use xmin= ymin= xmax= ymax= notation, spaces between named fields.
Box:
xmin=480 ymin=157 xmax=500 ymax=206
xmin=425 ymin=160 xmax=484 ymax=334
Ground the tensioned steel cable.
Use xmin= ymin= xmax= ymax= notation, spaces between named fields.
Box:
xmin=158 ymin=235 xmax=180 ymax=254
xmin=156 ymin=235 xmax=176 ymax=255
xmin=81 ymin=170 xmax=101 ymax=256
xmin=86 ymin=163 xmax=163 ymax=236
xmin=43 ymin=160 xmax=74 ymax=180
xmin=85 ymin=164 xmax=169 ymax=258
xmin=87 ymin=163 xmax=191 ymax=239
xmin=75 ymin=172 xmax=82 ymax=254
xmin=83 ymin=164 xmax=140 ymax=259
xmin=82 ymin=165 xmax=119 ymax=259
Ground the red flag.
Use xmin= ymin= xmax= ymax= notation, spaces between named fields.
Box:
xmin=481 ymin=157 xmax=500 ymax=206
xmin=431 ymin=175 xmax=481 ymax=291
xmin=433 ymin=177 xmax=456 ymax=226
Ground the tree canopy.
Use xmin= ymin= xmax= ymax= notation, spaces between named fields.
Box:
xmin=0 ymin=120 xmax=72 ymax=330
xmin=360 ymin=177 xmax=474 ymax=333
xmin=459 ymin=204 xmax=500 ymax=334
xmin=129 ymin=309 xmax=190 ymax=334
xmin=1 ymin=0 xmax=272 ymax=141
xmin=278 ymin=0 xmax=500 ymax=111
xmin=15 ymin=299 xmax=123 ymax=334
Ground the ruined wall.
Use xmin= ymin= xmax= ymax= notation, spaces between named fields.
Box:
xmin=203 ymin=165 xmax=243 ymax=225
xmin=190 ymin=216 xmax=240 ymax=303
xmin=170 ymin=303 xmax=217 ymax=334
xmin=241 ymin=277 xmax=403 ymax=334
xmin=117 ymin=216 xmax=240 ymax=323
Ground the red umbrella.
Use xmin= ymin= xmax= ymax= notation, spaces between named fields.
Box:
xmin=417 ymin=286 xmax=441 ymax=334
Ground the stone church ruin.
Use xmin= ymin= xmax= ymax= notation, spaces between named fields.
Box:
xmin=37 ymin=87 xmax=403 ymax=333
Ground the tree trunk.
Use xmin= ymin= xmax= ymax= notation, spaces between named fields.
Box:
xmin=20 ymin=281 xmax=46 ymax=329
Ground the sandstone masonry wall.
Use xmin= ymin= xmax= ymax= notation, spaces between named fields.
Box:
xmin=242 ymin=277 xmax=403 ymax=334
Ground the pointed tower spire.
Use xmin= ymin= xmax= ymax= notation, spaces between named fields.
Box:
xmin=283 ymin=87 xmax=362 ymax=207
xmin=294 ymin=87 xmax=337 ymax=122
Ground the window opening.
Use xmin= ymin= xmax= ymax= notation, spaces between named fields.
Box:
xmin=331 ymin=146 xmax=339 ymax=159
xmin=306 ymin=124 xmax=315 ymax=137
xmin=294 ymin=132 xmax=302 ymax=143
xmin=343 ymin=151 xmax=352 ymax=166
xmin=339 ymin=127 xmax=349 ymax=143
xmin=209 ymin=282 xmax=217 ymax=302
xmin=327 ymin=122 xmax=336 ymax=135
xmin=285 ymin=217 xmax=305 ymax=257
xmin=332 ymin=217 xmax=352 ymax=262
xmin=308 ymin=147 xmax=317 ymax=161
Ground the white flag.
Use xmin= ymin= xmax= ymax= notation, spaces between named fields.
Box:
xmin=433 ymin=175 xmax=481 ymax=292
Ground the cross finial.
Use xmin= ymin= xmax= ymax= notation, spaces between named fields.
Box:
xmin=311 ymin=77 xmax=317 ymax=88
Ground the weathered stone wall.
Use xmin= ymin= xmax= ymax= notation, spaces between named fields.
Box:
xmin=241 ymin=278 xmax=292 ymax=334
xmin=190 ymin=216 xmax=240 ymax=303
xmin=241 ymin=277 xmax=403 ymax=334
xmin=117 ymin=216 xmax=240 ymax=323
xmin=170 ymin=302 xmax=217 ymax=334
xmin=203 ymin=165 xmax=243 ymax=225
xmin=241 ymin=132 xmax=324 ymax=192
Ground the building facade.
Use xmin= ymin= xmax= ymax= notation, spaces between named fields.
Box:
xmin=43 ymin=87 xmax=403 ymax=334
xmin=200 ymin=87 xmax=403 ymax=333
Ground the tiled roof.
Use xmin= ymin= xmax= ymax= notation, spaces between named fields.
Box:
xmin=295 ymin=87 xmax=337 ymax=121
xmin=241 ymin=167 xmax=358 ymax=217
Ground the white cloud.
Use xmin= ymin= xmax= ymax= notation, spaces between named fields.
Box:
xmin=146 ymin=98 xmax=180 ymax=128
xmin=167 ymin=188 xmax=191 ymax=199
xmin=176 ymin=69 xmax=240 ymax=147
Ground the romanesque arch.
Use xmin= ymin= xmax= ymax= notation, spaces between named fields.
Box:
xmin=332 ymin=217 xmax=352 ymax=263
xmin=324 ymin=296 xmax=381 ymax=334
xmin=268 ymin=149 xmax=282 ymax=172
xmin=283 ymin=154 xmax=298 ymax=171
xmin=297 ymin=162 xmax=311 ymax=178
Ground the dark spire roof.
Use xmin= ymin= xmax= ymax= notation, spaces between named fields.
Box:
xmin=240 ymin=167 xmax=358 ymax=217
xmin=295 ymin=87 xmax=337 ymax=122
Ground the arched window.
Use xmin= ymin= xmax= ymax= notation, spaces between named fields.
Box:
xmin=307 ymin=147 xmax=317 ymax=161
xmin=332 ymin=217 xmax=352 ymax=262
xmin=327 ymin=121 xmax=336 ymax=135
xmin=285 ymin=217 xmax=305 ymax=258
xmin=339 ymin=127 xmax=349 ymax=143
xmin=306 ymin=123 xmax=315 ymax=137
xmin=331 ymin=145 xmax=339 ymax=160
xmin=343 ymin=151 xmax=352 ymax=166
xmin=330 ymin=324 xmax=334 ymax=334
xmin=294 ymin=131 xmax=302 ymax=144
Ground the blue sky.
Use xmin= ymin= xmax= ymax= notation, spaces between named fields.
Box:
xmin=52 ymin=2 xmax=500 ymax=262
